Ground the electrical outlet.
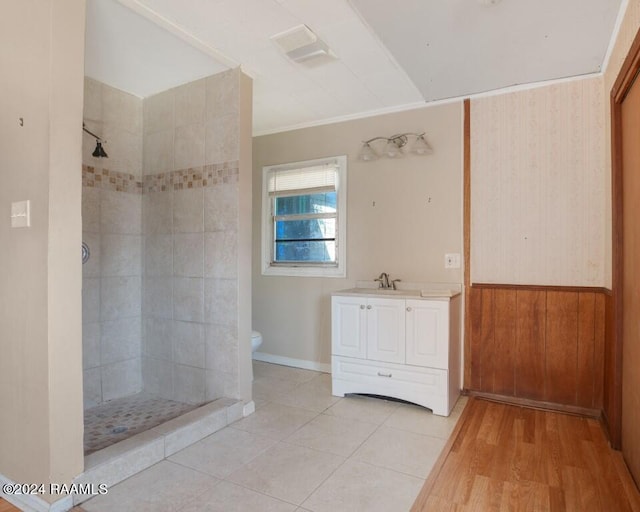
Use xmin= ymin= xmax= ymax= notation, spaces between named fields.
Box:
xmin=444 ymin=253 xmax=460 ymax=269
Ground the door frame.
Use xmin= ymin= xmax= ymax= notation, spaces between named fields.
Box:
xmin=609 ymin=26 xmax=640 ymax=449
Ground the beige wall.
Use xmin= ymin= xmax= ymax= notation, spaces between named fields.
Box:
xmin=603 ymin=0 xmax=640 ymax=289
xmin=0 ymin=0 xmax=84 ymax=496
xmin=470 ymin=76 xmax=606 ymax=286
xmin=253 ymin=103 xmax=463 ymax=365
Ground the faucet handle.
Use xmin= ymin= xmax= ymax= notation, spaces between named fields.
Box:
xmin=374 ymin=277 xmax=384 ymax=288
xmin=391 ymin=279 xmax=401 ymax=290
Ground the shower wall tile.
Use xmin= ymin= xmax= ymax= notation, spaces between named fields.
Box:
xmin=204 ymin=183 xmax=238 ymax=232
xmin=84 ymin=78 xmax=102 ymax=122
xmin=205 ymin=70 xmax=239 ymax=119
xmin=142 ymin=357 xmax=174 ymax=399
xmin=101 ymin=234 xmax=142 ymax=277
xmin=83 ymin=78 xmax=145 ymax=408
xmin=101 ymin=317 xmax=142 ymax=365
xmin=205 ymin=324 xmax=238 ymax=375
xmin=101 ymin=190 xmax=142 ymax=234
xmin=103 ymin=85 xmax=143 ymax=134
xmin=143 ymin=192 xmax=173 ymax=234
xmin=174 ymin=364 xmax=205 ymax=404
xmin=143 ymin=317 xmax=173 ymax=361
xmin=173 ymin=277 xmax=204 ymax=323
xmin=84 ymin=368 xmax=102 ymax=408
xmin=82 ymin=186 xmax=101 ymax=233
xmin=174 ymin=123 xmax=205 ymax=170
xmin=139 ymin=70 xmax=243 ymax=405
xmin=173 ymin=321 xmax=205 ymax=369
xmin=144 ymin=89 xmax=175 ymax=134
xmin=83 ymin=277 xmax=101 ymax=324
xmin=205 ymin=115 xmax=239 ymax=164
xmin=204 ymin=278 xmax=238 ymax=326
xmin=102 ymin=358 xmax=142 ymax=401
xmin=174 ymin=233 xmax=204 ymax=277
xmin=82 ymin=231 xmax=101 ymax=278
xmin=103 ymin=126 xmax=143 ymax=178
xmin=204 ymin=230 xmax=237 ymax=278
xmin=101 ymin=276 xmax=142 ymax=321
xmin=205 ymin=370 xmax=225 ymax=401
xmin=144 ymin=234 xmax=173 ymax=276
xmin=83 ymin=322 xmax=101 ymax=370
xmin=144 ymin=277 xmax=173 ymax=319
xmin=144 ymin=129 xmax=174 ymax=174
xmin=205 ymin=370 xmax=238 ymax=401
xmin=173 ymin=189 xmax=204 ymax=233
xmin=175 ymin=78 xmax=205 ymax=127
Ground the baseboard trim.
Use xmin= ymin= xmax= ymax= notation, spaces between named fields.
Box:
xmin=466 ymin=390 xmax=601 ymax=418
xmin=0 ymin=473 xmax=73 ymax=512
xmin=252 ymin=352 xmax=331 ymax=373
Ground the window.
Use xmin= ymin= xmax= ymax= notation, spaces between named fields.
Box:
xmin=262 ymin=156 xmax=347 ymax=277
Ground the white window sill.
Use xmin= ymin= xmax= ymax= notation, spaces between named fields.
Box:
xmin=262 ymin=264 xmax=346 ymax=278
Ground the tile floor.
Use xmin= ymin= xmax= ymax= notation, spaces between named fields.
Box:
xmin=81 ymin=361 xmax=466 ymax=512
xmin=84 ymin=393 xmax=199 ymax=455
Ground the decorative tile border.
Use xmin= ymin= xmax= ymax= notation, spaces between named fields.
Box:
xmin=81 ymin=161 xmax=239 ymax=195
xmin=82 ymin=165 xmax=143 ymax=194
xmin=143 ymin=161 xmax=239 ymax=194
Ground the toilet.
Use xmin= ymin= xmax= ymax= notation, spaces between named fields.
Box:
xmin=251 ymin=330 xmax=263 ymax=353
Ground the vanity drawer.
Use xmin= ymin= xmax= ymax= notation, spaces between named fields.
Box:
xmin=332 ymin=355 xmax=447 ymax=396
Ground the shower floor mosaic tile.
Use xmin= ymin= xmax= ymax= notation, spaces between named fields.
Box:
xmin=83 ymin=393 xmax=199 ymax=455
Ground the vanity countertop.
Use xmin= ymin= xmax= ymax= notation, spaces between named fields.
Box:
xmin=332 ymin=286 xmax=461 ymax=300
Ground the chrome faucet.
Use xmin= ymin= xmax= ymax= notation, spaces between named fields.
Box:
xmin=375 ymin=273 xmax=402 ymax=290
xmin=375 ymin=272 xmax=393 ymax=289
xmin=375 ymin=272 xmax=390 ymax=289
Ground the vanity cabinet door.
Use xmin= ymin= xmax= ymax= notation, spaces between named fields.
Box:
xmin=332 ymin=296 xmax=367 ymax=359
xmin=405 ymin=299 xmax=449 ymax=369
xmin=366 ymin=298 xmax=406 ymax=364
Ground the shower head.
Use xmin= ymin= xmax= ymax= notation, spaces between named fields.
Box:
xmin=83 ymin=123 xmax=108 ymax=158
xmin=92 ymin=141 xmax=108 ymax=158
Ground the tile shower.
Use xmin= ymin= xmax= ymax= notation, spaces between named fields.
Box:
xmin=82 ymin=69 xmax=244 ymax=455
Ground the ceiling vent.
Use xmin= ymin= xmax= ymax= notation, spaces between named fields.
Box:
xmin=271 ymin=24 xmax=336 ymax=64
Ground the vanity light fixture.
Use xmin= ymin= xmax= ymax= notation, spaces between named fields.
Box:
xmin=358 ymin=133 xmax=432 ymax=161
xmin=83 ymin=123 xmax=108 ymax=158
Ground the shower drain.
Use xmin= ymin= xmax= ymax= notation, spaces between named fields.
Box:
xmin=110 ymin=426 xmax=128 ymax=434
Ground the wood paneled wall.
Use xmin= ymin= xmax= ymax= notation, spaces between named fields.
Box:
xmin=467 ymin=284 xmax=606 ymax=411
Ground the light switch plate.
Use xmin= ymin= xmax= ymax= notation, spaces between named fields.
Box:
xmin=11 ymin=200 xmax=30 ymax=228
xmin=444 ymin=253 xmax=460 ymax=269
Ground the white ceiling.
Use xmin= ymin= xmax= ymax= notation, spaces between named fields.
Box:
xmin=84 ymin=0 xmax=624 ymax=135
xmin=351 ymin=0 xmax=623 ymax=101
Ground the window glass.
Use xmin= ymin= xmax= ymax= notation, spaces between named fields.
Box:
xmin=262 ymin=156 xmax=346 ymax=277
xmin=274 ymin=192 xmax=337 ymax=216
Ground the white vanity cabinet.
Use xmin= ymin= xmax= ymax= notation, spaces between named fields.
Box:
xmin=332 ymin=296 xmax=406 ymax=364
xmin=331 ymin=291 xmax=461 ymax=416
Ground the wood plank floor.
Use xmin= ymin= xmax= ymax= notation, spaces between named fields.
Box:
xmin=412 ymin=397 xmax=640 ymax=511
xmin=0 ymin=499 xmax=18 ymax=512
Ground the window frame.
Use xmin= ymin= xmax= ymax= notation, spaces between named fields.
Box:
xmin=261 ymin=155 xmax=347 ymax=278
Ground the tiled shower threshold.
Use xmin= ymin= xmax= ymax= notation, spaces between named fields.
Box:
xmin=73 ymin=397 xmax=246 ymax=506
